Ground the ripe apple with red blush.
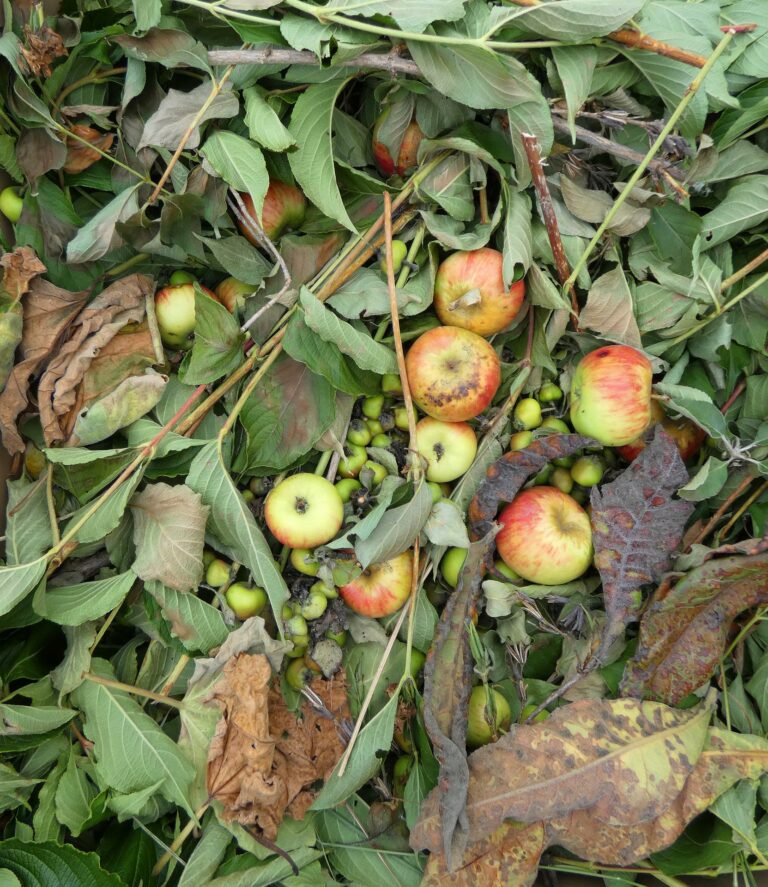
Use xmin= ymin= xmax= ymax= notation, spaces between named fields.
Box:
xmin=616 ymin=400 xmax=706 ymax=462
xmin=238 ymin=179 xmax=306 ymax=243
xmin=433 ymin=248 xmax=525 ymax=337
xmin=371 ymin=107 xmax=424 ymax=177
xmin=339 ymin=550 xmax=413 ymax=618
xmin=496 ymin=486 xmax=593 ymax=585
xmin=405 ymin=326 xmax=501 ymax=422
xmin=570 ymin=345 xmax=653 ymax=446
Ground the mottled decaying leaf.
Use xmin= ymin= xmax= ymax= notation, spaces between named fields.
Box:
xmin=414 ymin=694 xmax=713 ymax=855
xmin=0 ymin=278 xmax=90 ymax=454
xmin=63 ymin=125 xmax=114 ymax=174
xmin=421 ymin=434 xmax=592 ymax=868
xmin=0 ymin=247 xmax=47 ymax=300
xmin=20 ymin=24 xmax=67 ymax=77
xmin=622 ymin=540 xmax=768 ymax=704
xmin=206 ymin=653 xmax=349 ymax=839
xmin=0 ymin=248 xmax=46 ymax=392
xmin=130 ymin=483 xmax=209 ymax=593
xmin=590 ymin=428 xmax=693 ymax=658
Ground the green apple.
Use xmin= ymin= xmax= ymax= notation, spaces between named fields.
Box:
xmin=338 ymin=444 xmax=368 ymax=478
xmin=363 ymin=395 xmax=385 ymax=420
xmin=290 ymin=548 xmax=319 ymax=576
xmin=550 ymin=467 xmax=574 ymax=495
xmin=509 ymin=431 xmax=533 ymax=451
xmin=427 ymin=481 xmax=443 ymax=504
xmin=570 ymin=455 xmax=604 ymax=487
xmin=493 ymin=559 xmax=519 ymax=581
xmin=415 ymin=417 xmax=477 ymax=483
xmin=347 ymin=419 xmax=372 ymax=447
xmin=466 ymin=685 xmax=512 ymax=748
xmin=441 ymin=547 xmax=467 ymax=588
xmin=370 ymin=433 xmax=391 ymax=448
xmin=0 ymin=187 xmax=23 ymax=223
xmin=513 ymin=398 xmax=542 ymax=430
xmin=226 ymin=583 xmax=267 ymax=619
xmin=381 ymin=373 xmax=403 ymax=395
xmin=325 ymin=628 xmax=347 ymax=646
xmin=206 ymin=558 xmax=231 ymax=588
xmin=301 ymin=589 xmax=328 ymax=620
xmin=154 ymin=282 xmax=222 ymax=350
xmin=393 ymin=407 xmax=410 ymax=431
xmin=379 ymin=239 xmax=408 ymax=275
xmin=392 ymin=754 xmax=413 ymax=798
xmin=335 ymin=478 xmax=362 ymax=502
xmin=520 ymin=703 xmax=549 ymax=723
xmin=540 ymin=417 xmax=570 ymax=434
xmin=538 ymin=382 xmax=563 ymax=402
xmin=264 ymin=473 xmax=344 ymax=548
xmin=285 ymin=658 xmax=313 ymax=690
xmin=169 ymin=270 xmax=195 ymax=285
xmin=311 ymin=579 xmax=338 ymax=600
xmin=363 ymin=460 xmax=388 ymax=486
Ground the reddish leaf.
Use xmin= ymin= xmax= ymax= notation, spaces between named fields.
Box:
xmin=590 ymin=427 xmax=693 ymax=657
xmin=622 ymin=540 xmax=768 ymax=703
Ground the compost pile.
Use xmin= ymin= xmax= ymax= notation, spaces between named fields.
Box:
xmin=0 ymin=1 xmax=767 ymax=884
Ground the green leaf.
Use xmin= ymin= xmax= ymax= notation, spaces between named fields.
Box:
xmin=579 ymin=264 xmax=641 ymax=348
xmin=502 ymin=189 xmax=532 ymax=284
xmin=178 ymin=820 xmax=232 ymax=886
xmin=4 ymin=477 xmax=52 ymax=566
xmin=145 ymin=580 xmax=228 ymax=653
xmin=507 ymin=95 xmax=554 ymax=191
xmin=0 ymin=840 xmax=125 ymax=886
xmin=678 ymin=457 xmax=729 ymax=502
xmin=552 ymin=46 xmax=597 ymax=139
xmin=288 ymin=79 xmax=356 ymax=232
xmin=0 ymin=762 xmax=39 ymax=814
xmin=187 ymin=441 xmax=290 ymax=623
xmin=64 ymin=467 xmax=145 ymax=545
xmin=71 ymin=661 xmax=194 ymax=813
xmin=0 ymin=705 xmax=75 ymax=735
xmin=328 ymin=266 xmax=434 ymax=319
xmin=179 ymin=288 xmax=245 ymax=385
xmin=198 ymin=234 xmax=272 ymax=285
xmin=355 ymin=481 xmax=434 ymax=568
xmin=329 ymin=0 xmax=467 ymax=32
xmin=300 ymin=288 xmax=398 ymax=375
xmin=243 ymin=87 xmax=296 ymax=152
xmin=133 ymin=0 xmax=161 ymax=31
xmin=52 ymin=624 xmax=97 ymax=698
xmin=423 ymin=500 xmax=470 ymax=548
xmin=648 ymin=203 xmax=702 ymax=275
xmin=201 ymin=130 xmax=269 ymax=220
xmin=138 ymin=82 xmax=238 ymax=151
xmin=0 ymin=559 xmax=47 ymax=619
xmin=54 ymin=752 xmax=107 ymax=837
xmin=699 ymin=175 xmax=768 ymax=249
xmin=114 ymin=28 xmax=211 ymax=72
xmin=653 ymin=383 xmax=728 ymax=439
xmin=407 ymin=42 xmax=541 ymax=111
xmin=66 ymin=185 xmax=141 ymax=264
xmin=311 ymin=691 xmax=399 ymax=809
xmin=491 ymin=0 xmax=646 ymax=39
xmin=33 ymin=571 xmax=136 ymax=626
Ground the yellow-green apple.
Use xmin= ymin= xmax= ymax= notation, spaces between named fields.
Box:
xmin=570 ymin=455 xmax=604 ymax=487
xmin=290 ymin=548 xmax=319 ymax=576
xmin=466 ymin=685 xmax=512 ymax=748
xmin=415 ymin=417 xmax=477 ymax=482
xmin=538 ymin=382 xmax=563 ymax=402
xmin=225 ymin=583 xmax=267 ymax=619
xmin=339 ymin=549 xmax=413 ymax=617
xmin=433 ymin=248 xmax=525 ymax=336
xmin=440 ymin=547 xmax=467 ymax=587
xmin=335 ymin=478 xmax=362 ymax=502
xmin=392 ymin=754 xmax=413 ymax=799
xmin=285 ymin=658 xmax=313 ymax=690
xmin=405 ymin=326 xmax=501 ymax=422
xmin=380 ymin=239 xmax=408 ymax=274
xmin=496 ymin=486 xmax=592 ymax=585
xmin=215 ymin=277 xmax=253 ymax=313
xmin=238 ymin=179 xmax=306 ymax=243
xmin=616 ymin=399 xmax=705 ymax=462
xmin=570 ymin=345 xmax=652 ymax=446
xmin=338 ymin=444 xmax=367 ymax=478
xmin=154 ymin=283 xmax=222 ymax=349
xmin=372 ymin=109 xmax=424 ymax=177
xmin=513 ymin=397 xmax=542 ymax=430
xmin=205 ymin=558 xmax=231 ymax=588
xmin=0 ymin=187 xmax=23 ymax=222
xmin=381 ymin=373 xmax=403 ymax=395
xmin=264 ymin=473 xmax=344 ymax=548
xmin=169 ymin=270 xmax=195 ymax=285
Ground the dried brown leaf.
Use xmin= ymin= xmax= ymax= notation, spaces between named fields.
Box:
xmin=0 ymin=278 xmax=89 ymax=454
xmin=207 ymin=654 xmax=349 ymax=839
xmin=622 ymin=540 xmax=768 ymax=703
xmin=20 ymin=24 xmax=67 ymax=77
xmin=590 ymin=427 xmax=693 ymax=657
xmin=0 ymin=247 xmax=46 ymax=301
xmin=64 ymin=124 xmax=115 ymax=174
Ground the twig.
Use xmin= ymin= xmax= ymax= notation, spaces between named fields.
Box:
xmin=145 ymin=65 xmax=235 ymax=206
xmin=83 ymin=673 xmax=186 ymax=710
xmin=550 ymin=116 xmax=686 ymax=182
xmin=565 ymin=28 xmax=746 ymax=289
xmin=720 ymin=378 xmax=746 ymax=415
xmin=383 ymin=191 xmax=419 ymax=479
xmin=152 ymin=802 xmax=209 ymax=875
xmin=684 ymin=475 xmax=755 ymax=551
xmin=227 ymin=190 xmax=293 ymax=333
xmin=159 ymin=654 xmax=191 ymax=697
xmin=718 ymin=480 xmax=768 ymax=541
xmin=45 ymin=465 xmax=60 ymax=547
xmin=521 ymin=132 xmax=580 ymax=327
xmin=208 ymin=47 xmax=420 ymax=75
xmin=721 ymin=246 xmax=768 ymax=291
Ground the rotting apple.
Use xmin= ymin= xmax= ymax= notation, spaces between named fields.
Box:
xmin=215 ymin=277 xmax=253 ymax=313
xmin=466 ymin=685 xmax=512 ymax=748
xmin=154 ymin=282 xmax=222 ymax=350
xmin=238 ymin=179 xmax=306 ymax=243
xmin=264 ymin=473 xmax=344 ymax=548
xmin=415 ymin=417 xmax=477 ymax=483
xmin=405 ymin=325 xmax=501 ymax=422
xmin=616 ymin=399 xmax=706 ymax=462
xmin=496 ymin=486 xmax=593 ymax=585
xmin=570 ymin=345 xmax=653 ymax=446
xmin=339 ymin=549 xmax=413 ymax=618
xmin=225 ymin=583 xmax=267 ymax=619
xmin=0 ymin=187 xmax=23 ymax=223
xmin=433 ymin=248 xmax=525 ymax=337
xmin=372 ymin=108 xmax=424 ymax=177
xmin=289 ymin=548 xmax=319 ymax=577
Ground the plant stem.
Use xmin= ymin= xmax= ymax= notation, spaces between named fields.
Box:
xmin=151 ymin=802 xmax=210 ymax=875
xmin=106 ymin=252 xmax=150 ymax=278
xmin=565 ymin=27 xmax=742 ymax=288
xmin=51 ymin=66 xmax=127 ymax=118
xmin=684 ymin=474 xmax=755 ymax=551
xmin=218 ymin=347 xmax=282 ymax=440
xmin=83 ymin=673 xmax=186 ymax=709
xmin=718 ymin=479 xmax=768 ymax=540
xmin=45 ymin=465 xmax=60 ymax=547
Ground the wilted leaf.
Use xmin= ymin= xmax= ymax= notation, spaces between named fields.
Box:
xmin=590 ymin=428 xmax=694 ymax=657
xmin=622 ymin=540 xmax=768 ymax=703
xmin=63 ymin=125 xmax=114 ymax=174
xmin=579 ymin=264 xmax=642 ymax=348
xmin=138 ymin=82 xmax=239 ymax=151
xmin=130 ymin=483 xmax=209 ymax=592
xmin=206 ymin=654 xmax=349 ymax=839
xmin=559 ymin=176 xmax=651 ymax=237
xmin=0 ymin=246 xmax=46 ymax=300
xmin=19 ymin=24 xmax=67 ymax=77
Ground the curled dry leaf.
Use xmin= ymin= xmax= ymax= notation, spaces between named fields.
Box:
xmin=0 ymin=247 xmax=46 ymax=392
xmin=590 ymin=427 xmax=693 ymax=658
xmin=207 ymin=653 xmax=349 ymax=839
xmin=0 ymin=247 xmax=47 ymax=301
xmin=20 ymin=23 xmax=67 ymax=77
xmin=0 ymin=278 xmax=90 ymax=454
xmin=64 ymin=124 xmax=115 ymax=174
xmin=622 ymin=540 xmax=768 ymax=704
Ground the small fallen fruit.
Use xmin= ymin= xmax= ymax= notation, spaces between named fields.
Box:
xmin=415 ymin=417 xmax=477 ymax=483
xmin=238 ymin=179 xmax=306 ymax=242
xmin=379 ymin=239 xmax=408 ymax=275
xmin=513 ymin=397 xmax=543 ymax=430
xmin=440 ymin=547 xmax=467 ymax=588
xmin=433 ymin=248 xmax=525 ymax=336
xmin=205 ymin=558 xmax=231 ymax=588
xmin=340 ymin=549 xmax=413 ymax=617
xmin=538 ymin=382 xmax=563 ymax=402
xmin=0 ymin=187 xmax=23 ymax=222
xmin=570 ymin=455 xmax=604 ymax=487
xmin=570 ymin=345 xmax=653 ymax=446
xmin=264 ymin=473 xmax=344 ymax=548
xmin=290 ymin=548 xmax=319 ymax=577
xmin=466 ymin=685 xmax=512 ymax=748
xmin=215 ymin=277 xmax=252 ymax=312
xmin=154 ymin=282 xmax=222 ymax=350
xmin=225 ymin=583 xmax=267 ymax=619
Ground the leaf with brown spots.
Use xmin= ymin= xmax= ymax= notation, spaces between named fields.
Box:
xmin=622 ymin=540 xmax=768 ymax=704
xmin=206 ymin=653 xmax=350 ymax=839
xmin=0 ymin=246 xmax=46 ymax=301
xmin=590 ymin=427 xmax=693 ymax=658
